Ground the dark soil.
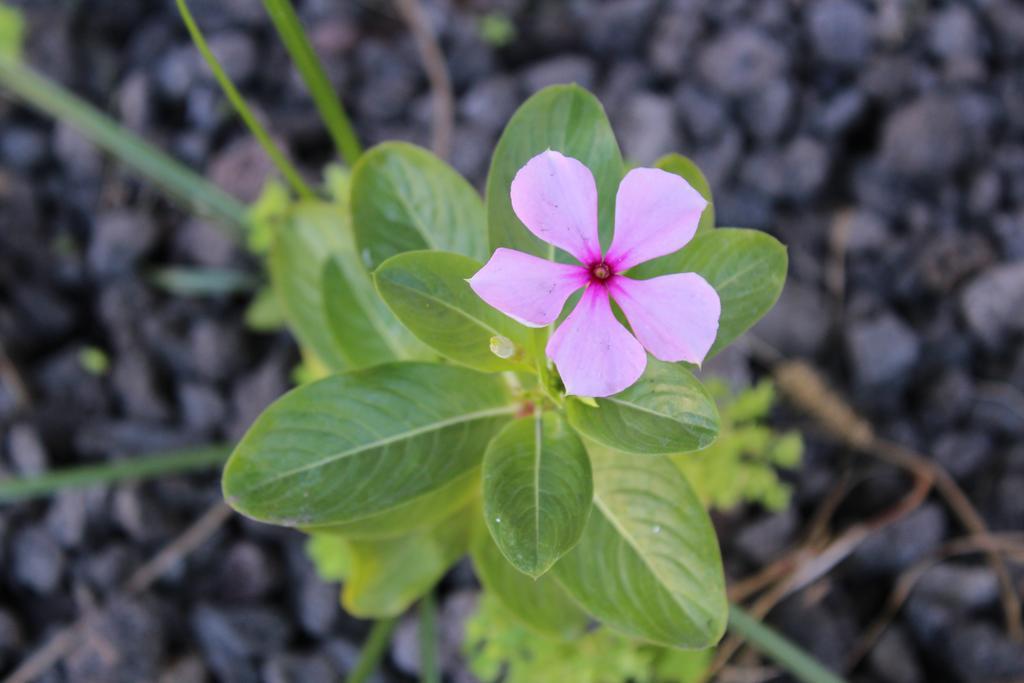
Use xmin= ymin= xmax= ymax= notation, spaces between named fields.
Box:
xmin=2 ymin=1 xmax=1023 ymax=681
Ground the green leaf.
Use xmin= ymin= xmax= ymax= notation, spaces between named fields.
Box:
xmin=629 ymin=228 xmax=788 ymax=358
xmin=470 ymin=515 xmax=588 ymax=639
xmin=223 ymin=363 xmax=517 ymax=527
xmin=482 ymin=411 xmax=592 ymax=577
xmin=343 ymin=504 xmax=472 ymax=618
xmin=352 ymin=142 xmax=487 ymax=270
xmin=305 ymin=532 xmax=351 ymax=582
xmin=374 ymin=250 xmax=535 ymax=372
xmin=244 ymin=286 xmax=286 ymax=331
xmin=307 ymin=466 xmax=480 ymax=538
xmin=655 ymin=153 xmax=714 ymax=235
xmin=486 ymin=85 xmax=624 ymax=259
xmin=0 ymin=4 xmax=25 ymax=63
xmin=566 ymin=359 xmax=719 ymax=455
xmin=268 ymin=203 xmax=351 ymax=371
xmin=552 ymin=443 xmax=727 ymax=649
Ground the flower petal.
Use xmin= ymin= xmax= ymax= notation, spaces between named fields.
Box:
xmin=546 ymin=285 xmax=647 ymax=397
xmin=468 ymin=248 xmax=590 ymax=328
xmin=605 ymin=167 xmax=707 ymax=271
xmin=510 ymin=150 xmax=601 ymax=264
xmin=610 ymin=274 xmax=720 ymax=365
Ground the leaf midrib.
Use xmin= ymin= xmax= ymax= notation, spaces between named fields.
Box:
xmin=246 ymin=404 xmax=518 ymax=490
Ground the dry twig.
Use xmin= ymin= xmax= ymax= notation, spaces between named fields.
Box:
xmin=394 ymin=0 xmax=454 ymax=159
xmin=2 ymin=502 xmax=231 ymax=683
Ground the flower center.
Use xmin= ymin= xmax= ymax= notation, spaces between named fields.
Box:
xmin=590 ymin=262 xmax=612 ymax=281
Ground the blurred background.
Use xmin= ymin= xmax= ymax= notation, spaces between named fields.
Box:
xmin=1 ymin=0 xmax=1023 ymax=681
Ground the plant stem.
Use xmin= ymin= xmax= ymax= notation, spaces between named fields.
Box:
xmin=175 ymin=0 xmax=315 ymax=200
xmin=345 ymin=618 xmax=398 ymax=683
xmin=261 ymin=0 xmax=362 ymax=166
xmin=0 ymin=445 xmax=231 ymax=503
xmin=0 ymin=60 xmax=248 ymax=235
xmin=419 ymin=590 xmax=440 ymax=683
xmin=727 ymin=604 xmax=848 ymax=683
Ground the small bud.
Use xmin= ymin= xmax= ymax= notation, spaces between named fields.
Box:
xmin=489 ymin=335 xmax=517 ymax=359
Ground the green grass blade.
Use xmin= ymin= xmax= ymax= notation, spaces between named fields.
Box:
xmin=0 ymin=60 xmax=248 ymax=235
xmin=419 ymin=590 xmax=440 ymax=683
xmin=345 ymin=618 xmax=398 ymax=683
xmin=149 ymin=266 xmax=260 ymax=297
xmin=727 ymin=604 xmax=848 ymax=683
xmin=176 ymin=0 xmax=315 ymax=199
xmin=262 ymin=0 xmax=362 ymax=166
xmin=0 ymin=445 xmax=231 ymax=504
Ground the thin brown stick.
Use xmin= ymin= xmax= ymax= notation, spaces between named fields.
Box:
xmin=394 ymin=0 xmax=453 ymax=159
xmin=847 ymin=533 xmax=1024 ymax=670
xmin=2 ymin=502 xmax=231 ymax=683
xmin=772 ymin=359 xmax=1023 ymax=641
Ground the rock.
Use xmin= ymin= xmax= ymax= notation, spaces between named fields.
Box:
xmin=970 ymin=382 xmax=1024 ymax=437
xmin=459 ymin=75 xmax=520 ymax=134
xmin=985 ymin=0 xmax=1024 ymax=60
xmin=390 ymin=615 xmax=420 ymax=676
xmin=733 ymin=508 xmax=798 ymax=566
xmin=932 ymin=429 xmax=992 ymax=481
xmin=262 ymin=652 xmax=336 ymax=683
xmin=521 ymin=55 xmax=596 ymax=94
xmin=868 ymin=625 xmax=923 ymax=683
xmin=11 ymin=526 xmax=65 ymax=593
xmin=65 ymin=598 xmax=165 ymax=683
xmin=88 ymin=210 xmax=160 ymax=279
xmin=752 ymin=281 xmax=831 ymax=357
xmin=189 ymin=318 xmax=247 ymax=383
xmin=325 ymin=639 xmax=385 ymax=683
xmin=584 ymin=0 xmax=657 ymax=57
xmin=918 ymin=232 xmax=995 ymax=293
xmin=154 ymin=46 xmax=199 ymax=100
xmin=845 ymin=312 xmax=920 ymax=389
xmin=814 ymin=89 xmax=867 ymax=136
xmin=295 ymin=570 xmax=338 ymax=637
xmin=960 ymin=262 xmax=1024 ymax=348
xmin=807 ymin=0 xmax=873 ymax=67
xmin=771 ymin=597 xmax=853 ymax=672
xmin=192 ymin=604 xmax=292 ymax=683
xmin=0 ymin=125 xmax=49 ymax=171
xmin=113 ymin=486 xmax=172 ymax=543
xmin=916 ymin=563 xmax=998 ymax=612
xmin=944 ymin=621 xmax=1024 ymax=681
xmin=112 ymin=349 xmax=171 ymax=421
xmin=439 ymin=590 xmax=479 ymax=671
xmin=218 ymin=542 xmax=278 ymax=602
xmin=206 ymin=31 xmax=256 ymax=84
xmin=54 ymin=121 xmax=102 ymax=178
xmin=227 ymin=349 xmax=290 ymax=441
xmin=46 ymin=490 xmax=91 ymax=549
xmin=7 ymin=422 xmax=49 ymax=476
xmin=178 ymin=382 xmax=227 ymax=435
xmin=839 ymin=209 xmax=890 ymax=254
xmin=0 ymin=609 xmax=24 ymax=672
xmin=158 ymin=656 xmax=208 ymax=683
xmin=615 ymin=92 xmax=679 ymax=165
xmin=742 ymin=80 xmax=794 ymax=141
xmin=208 ymin=137 xmax=280 ymax=203
xmin=698 ymin=28 xmax=787 ymax=97
xmin=929 ymin=5 xmax=982 ymax=61
xmin=648 ymin=1 xmax=703 ymax=77
xmin=781 ymin=137 xmax=830 ymax=200
xmin=116 ymin=70 xmax=151 ymax=132
xmin=80 ymin=545 xmax=134 ymax=591
xmin=674 ymin=84 xmax=727 ymax=142
xmin=993 ymin=212 xmax=1024 ymax=260
xmin=880 ymin=96 xmax=968 ymax=177
xmin=852 ymin=504 xmax=947 ymax=575
xmin=173 ymin=218 xmax=239 ymax=268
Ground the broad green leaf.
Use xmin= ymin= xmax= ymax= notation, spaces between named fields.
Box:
xmin=374 ymin=250 xmax=535 ymax=372
xmin=628 ymin=228 xmax=788 ymax=358
xmin=244 ymin=285 xmax=286 ymax=331
xmin=482 ymin=411 xmax=592 ymax=577
xmin=566 ymin=359 xmax=719 ymax=455
xmin=470 ymin=514 xmax=588 ymax=639
xmin=307 ymin=466 xmax=480 ymax=538
xmin=553 ymin=443 xmax=727 ymax=649
xmin=305 ymin=533 xmax=351 ymax=582
xmin=351 ymin=142 xmax=487 ymax=270
xmin=487 ymin=85 xmax=624 ymax=259
xmin=223 ymin=363 xmax=517 ymax=527
xmin=655 ymin=153 xmax=714 ymax=235
xmin=343 ymin=504 xmax=472 ymax=618
xmin=268 ymin=203 xmax=350 ymax=371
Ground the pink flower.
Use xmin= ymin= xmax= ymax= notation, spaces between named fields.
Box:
xmin=469 ymin=150 xmax=721 ymax=397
